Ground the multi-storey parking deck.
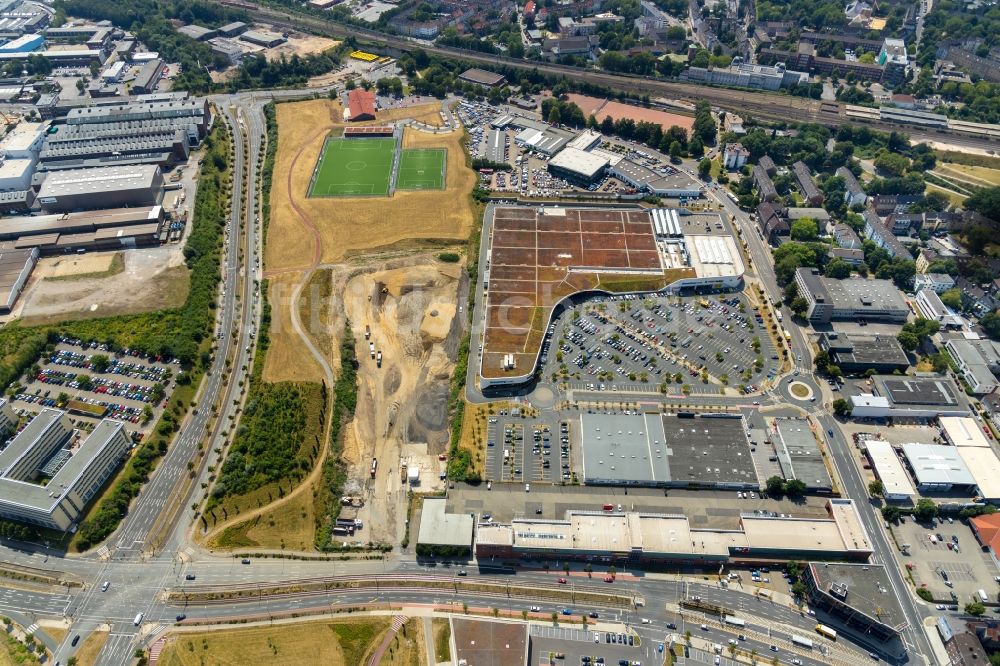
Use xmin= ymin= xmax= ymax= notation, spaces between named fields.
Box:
xmin=480 ymin=205 xmax=693 ymax=387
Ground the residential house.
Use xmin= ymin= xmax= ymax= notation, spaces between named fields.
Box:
xmin=791 ymin=160 xmax=824 ymax=205
xmin=833 ymin=223 xmax=863 ymax=250
xmin=945 ymin=338 xmax=1000 ymax=394
xmin=758 ymin=155 xmax=776 ymax=176
xmin=723 ymin=143 xmax=749 ymax=170
xmin=982 ymin=389 xmax=1000 ymax=433
xmin=752 ymin=163 xmax=779 ymax=202
xmin=913 ymin=273 xmax=955 ymax=293
xmin=756 ymin=201 xmax=789 ymax=241
xmin=829 ymin=247 xmax=865 ymax=265
xmin=837 ymin=166 xmax=867 ymax=207
xmin=864 ymin=209 xmax=910 ymax=259
xmin=916 ymin=248 xmax=939 ymax=273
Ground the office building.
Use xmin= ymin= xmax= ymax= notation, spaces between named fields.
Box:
xmin=849 ymin=375 xmax=968 ymax=420
xmin=915 ymin=289 xmax=962 ymax=329
xmin=794 ymin=268 xmax=908 ymax=323
xmin=819 ymin=332 xmax=909 ymax=374
xmin=0 ymin=410 xmax=131 ymax=530
xmin=945 ymin=338 xmax=1000 ymax=394
xmin=803 ymin=563 xmax=909 ymax=652
xmin=36 ymin=164 xmax=164 ymax=213
xmin=681 ymin=61 xmax=808 ymax=91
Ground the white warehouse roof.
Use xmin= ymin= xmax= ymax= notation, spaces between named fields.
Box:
xmin=901 ymin=443 xmax=975 ymax=487
xmin=940 ymin=416 xmax=991 ymax=448
xmin=548 ymin=147 xmax=609 ymax=179
xmin=863 ymin=440 xmax=914 ymax=499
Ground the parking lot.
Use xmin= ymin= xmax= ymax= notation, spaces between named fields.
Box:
xmin=542 ymin=293 xmax=778 ymax=395
xmin=891 ymin=516 xmax=999 ymax=605
xmin=7 ymin=340 xmax=177 ymax=435
xmin=528 ymin=624 xmax=650 ymax=666
xmin=486 ymin=415 xmax=572 ymax=484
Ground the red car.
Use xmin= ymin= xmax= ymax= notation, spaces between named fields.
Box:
xmin=558 ymin=577 xmax=567 ymax=584
xmin=604 ymin=576 xmax=614 ymax=583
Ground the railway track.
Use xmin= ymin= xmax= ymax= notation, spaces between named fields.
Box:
xmin=211 ymin=0 xmax=996 ymax=144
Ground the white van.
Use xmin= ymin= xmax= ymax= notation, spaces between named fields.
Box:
xmin=133 ymin=612 xmax=144 ymax=626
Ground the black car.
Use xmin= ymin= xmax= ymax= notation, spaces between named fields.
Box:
xmin=666 ymin=623 xmax=677 ymax=630
xmin=176 ymin=614 xmax=187 ymax=622
xmin=71 ymin=636 xmax=80 ymax=647
xmin=605 ymin=633 xmax=612 ymax=643
xmin=588 ymin=612 xmax=599 ymax=618
xmin=185 ymin=573 xmax=196 ymax=580
xmin=628 ymin=635 xmax=634 ymax=646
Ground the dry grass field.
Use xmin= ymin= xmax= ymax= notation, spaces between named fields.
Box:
xmin=380 ymin=619 xmax=425 ymax=666
xmin=157 ymin=618 xmax=389 ymax=666
xmin=74 ymin=629 xmax=108 ymax=666
xmin=208 ymin=476 xmax=317 ymax=550
xmin=262 ymin=272 xmax=325 ymax=383
xmin=265 ymin=98 xmax=473 ymax=274
xmin=937 ymin=162 xmax=1000 ymax=187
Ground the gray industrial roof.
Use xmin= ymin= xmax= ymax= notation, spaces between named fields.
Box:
xmin=798 ymin=270 xmax=907 ymax=313
xmin=36 ymin=164 xmax=161 ymax=198
xmin=808 ymin=562 xmax=908 ymax=631
xmin=774 ymin=417 xmax=833 ymax=491
xmin=826 ymin=333 xmax=909 ymax=368
xmin=417 ymin=498 xmax=473 ymax=547
xmin=901 ymin=443 xmax=975 ymax=486
xmin=549 ymin=146 xmax=609 ymax=178
xmin=875 ymin=376 xmax=959 ymax=406
xmin=579 ymin=413 xmax=757 ymax=487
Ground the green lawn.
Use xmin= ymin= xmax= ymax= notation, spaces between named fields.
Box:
xmin=397 ymin=148 xmax=446 ymax=190
xmin=309 ymin=137 xmax=395 ymax=197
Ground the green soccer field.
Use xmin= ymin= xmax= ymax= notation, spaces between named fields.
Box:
xmin=397 ymin=149 xmax=446 ymax=191
xmin=309 ymin=137 xmax=396 ymax=197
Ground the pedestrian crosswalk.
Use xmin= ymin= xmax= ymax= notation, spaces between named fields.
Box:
xmin=24 ymin=623 xmax=37 ymax=635
xmin=148 ymin=636 xmax=167 ymax=665
xmin=96 ymin=545 xmax=111 ymax=560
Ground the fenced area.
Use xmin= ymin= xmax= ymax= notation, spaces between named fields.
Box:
xmin=308 ymin=136 xmax=397 ymax=197
xmin=397 ymin=148 xmax=446 ymax=191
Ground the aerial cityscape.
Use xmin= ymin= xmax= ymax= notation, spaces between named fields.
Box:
xmin=0 ymin=0 xmax=999 ymax=664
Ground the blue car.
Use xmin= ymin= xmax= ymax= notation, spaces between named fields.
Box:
xmin=562 ymin=608 xmax=573 ymax=615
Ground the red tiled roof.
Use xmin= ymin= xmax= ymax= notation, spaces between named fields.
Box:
xmin=971 ymin=513 xmax=1000 ymax=556
xmin=348 ymin=89 xmax=376 ymax=119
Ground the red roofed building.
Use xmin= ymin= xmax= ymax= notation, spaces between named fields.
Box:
xmin=971 ymin=513 xmax=1000 ymax=559
xmin=347 ymin=89 xmax=376 ymax=122
xmin=524 ymin=0 xmax=536 ymax=17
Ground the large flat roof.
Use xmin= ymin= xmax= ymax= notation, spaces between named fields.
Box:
xmin=0 ymin=411 xmax=126 ymax=511
xmin=0 ymin=206 xmax=163 ymax=240
xmin=489 ymin=501 xmax=871 ymax=560
xmin=956 ymin=447 xmax=1000 ymax=500
xmin=808 ymin=562 xmax=908 ymax=631
xmin=417 ymin=497 xmax=473 ymax=547
xmin=827 ymin=333 xmax=909 ymax=368
xmin=941 ymin=416 xmax=991 ymax=448
xmin=37 ymin=164 xmax=160 ymax=198
xmin=579 ymin=413 xmax=757 ymax=487
xmin=863 ymin=440 xmax=915 ymax=498
xmin=822 ymin=275 xmax=907 ymax=312
xmin=875 ymin=376 xmax=960 ymax=407
xmin=685 ymin=234 xmax=744 ymax=279
xmin=548 ymin=146 xmax=609 ymax=178
xmin=901 ymin=443 xmax=975 ymax=486
xmin=773 ymin=417 xmax=832 ymax=491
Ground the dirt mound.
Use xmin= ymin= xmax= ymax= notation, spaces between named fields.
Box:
xmin=383 ymin=365 xmax=401 ymax=396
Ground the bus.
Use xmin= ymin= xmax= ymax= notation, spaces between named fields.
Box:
xmin=790 ymin=634 xmax=814 ymax=649
xmin=816 ymin=624 xmax=837 ymax=641
xmin=783 ymin=328 xmax=792 ymax=342
xmin=723 ymin=616 xmax=745 ymax=627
